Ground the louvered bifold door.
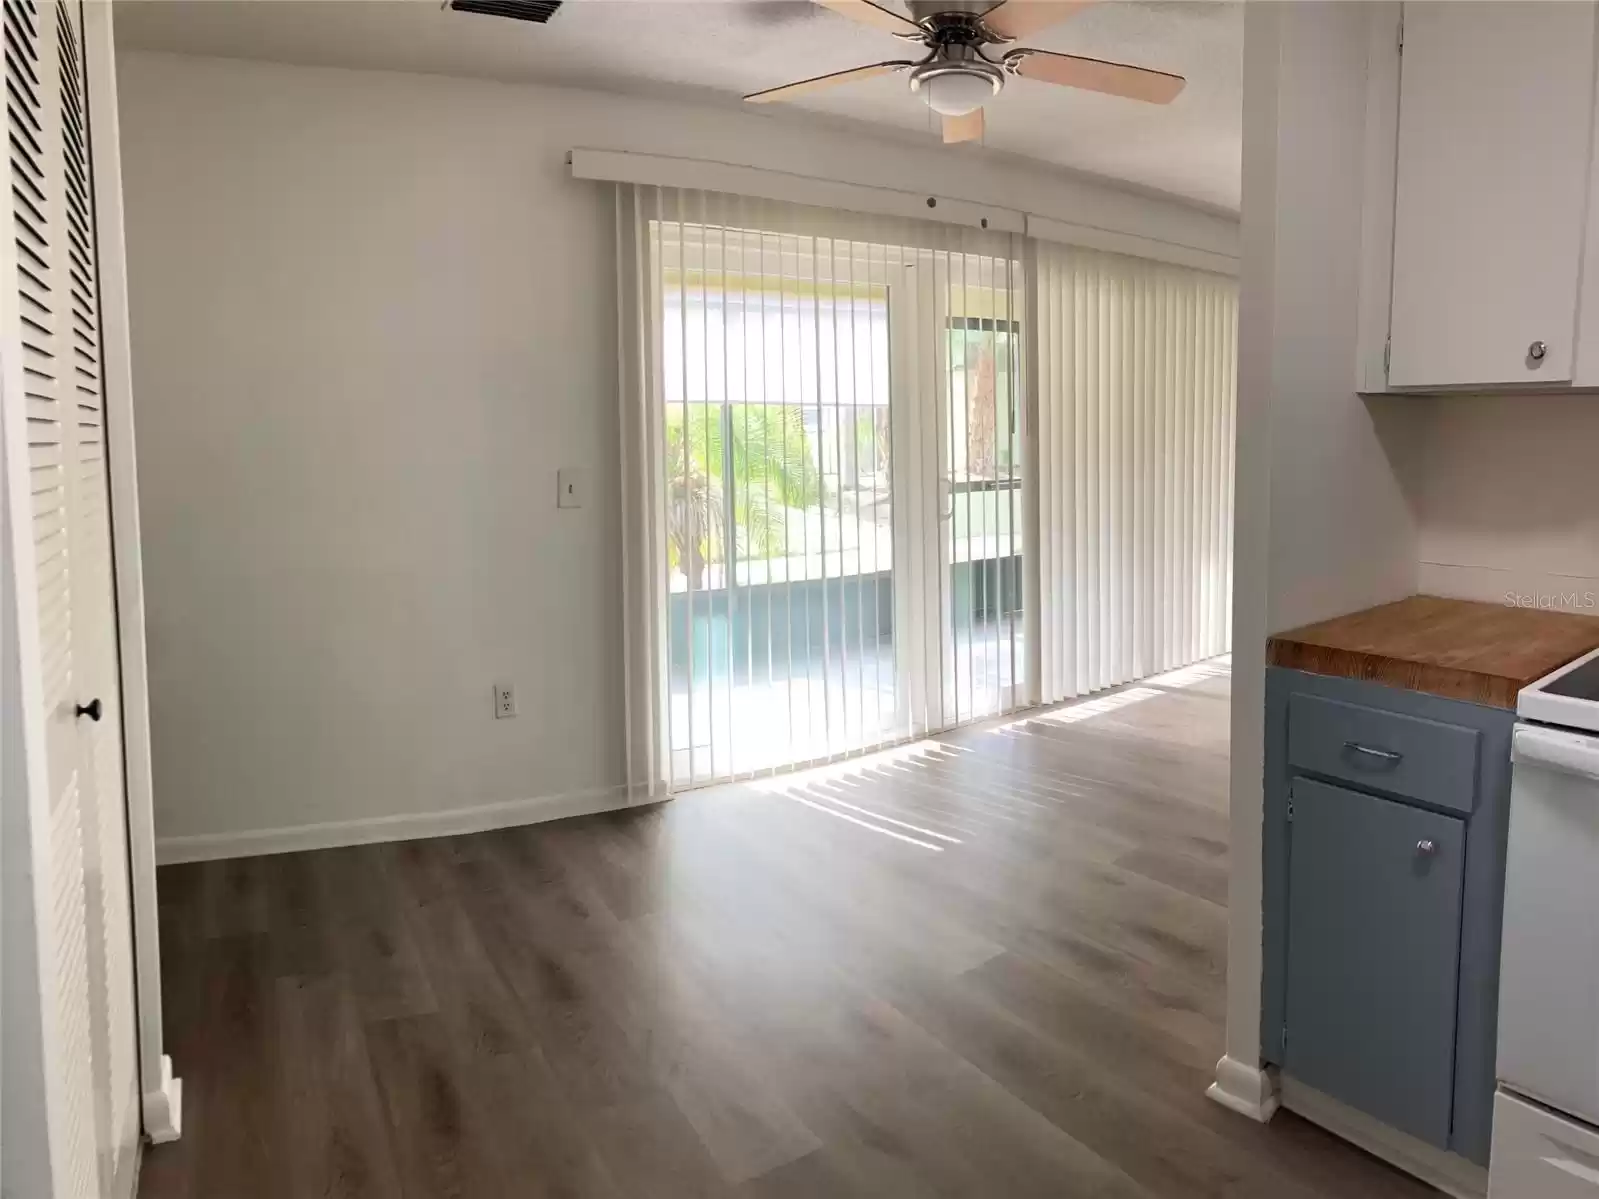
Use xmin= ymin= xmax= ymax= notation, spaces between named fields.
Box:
xmin=1 ymin=0 xmax=138 ymax=1195
xmin=58 ymin=0 xmax=140 ymax=1186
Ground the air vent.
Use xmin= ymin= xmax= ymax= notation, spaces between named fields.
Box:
xmin=448 ymin=0 xmax=563 ymax=23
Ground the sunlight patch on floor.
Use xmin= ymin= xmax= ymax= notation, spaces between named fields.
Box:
xmin=775 ymin=789 xmax=950 ymax=851
xmin=746 ymin=739 xmax=971 ymax=851
xmin=1145 ymin=659 xmax=1232 ymax=689
xmin=739 ymin=655 xmax=1231 ymax=849
xmin=746 ymin=738 xmax=969 ymax=792
xmin=986 ymin=685 xmax=1165 ymax=736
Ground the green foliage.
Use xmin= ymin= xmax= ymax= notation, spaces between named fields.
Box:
xmin=665 ymin=404 xmax=821 ymax=587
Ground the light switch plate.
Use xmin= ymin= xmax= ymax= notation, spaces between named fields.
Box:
xmin=557 ymin=468 xmax=585 ymax=509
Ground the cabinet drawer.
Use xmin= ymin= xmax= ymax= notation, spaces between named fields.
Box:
xmin=1287 ymin=692 xmax=1480 ymax=813
xmin=1489 ymin=1090 xmax=1599 ymax=1199
xmin=1284 ymin=778 xmax=1466 ymax=1148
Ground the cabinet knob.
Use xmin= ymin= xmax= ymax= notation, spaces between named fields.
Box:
xmin=74 ymin=697 xmax=102 ymax=722
xmin=1528 ymin=340 xmax=1548 ymax=365
xmin=1416 ymin=839 xmax=1436 ymax=858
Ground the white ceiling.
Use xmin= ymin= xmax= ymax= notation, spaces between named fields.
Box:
xmin=114 ymin=0 xmax=1243 ymax=211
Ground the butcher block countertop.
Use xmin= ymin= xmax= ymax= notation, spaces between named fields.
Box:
xmin=1267 ymin=595 xmax=1599 ymax=709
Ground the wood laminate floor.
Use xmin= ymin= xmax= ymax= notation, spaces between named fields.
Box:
xmin=139 ymin=660 xmax=1438 ymax=1198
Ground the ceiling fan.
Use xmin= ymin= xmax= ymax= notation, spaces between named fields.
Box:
xmin=744 ymin=0 xmax=1185 ymax=145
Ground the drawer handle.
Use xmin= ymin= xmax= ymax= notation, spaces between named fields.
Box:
xmin=1343 ymin=740 xmax=1404 ymax=766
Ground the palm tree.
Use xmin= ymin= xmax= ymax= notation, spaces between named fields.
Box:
xmin=666 ymin=404 xmax=820 ymax=590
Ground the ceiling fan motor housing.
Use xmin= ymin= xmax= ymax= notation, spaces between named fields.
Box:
xmin=909 ymin=43 xmax=1006 ymax=116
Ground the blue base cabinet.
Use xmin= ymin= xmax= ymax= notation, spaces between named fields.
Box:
xmin=1261 ymin=669 xmax=1516 ymax=1165
xmin=1284 ymin=778 xmax=1465 ymax=1147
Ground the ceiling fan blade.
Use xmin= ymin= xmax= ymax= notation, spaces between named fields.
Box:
xmin=943 ymin=108 xmax=984 ymax=144
xmin=813 ymin=0 xmax=923 ymax=37
xmin=980 ymin=0 xmax=1094 ymax=42
xmin=1006 ymin=48 xmax=1185 ymax=103
xmin=745 ymin=60 xmax=914 ymax=103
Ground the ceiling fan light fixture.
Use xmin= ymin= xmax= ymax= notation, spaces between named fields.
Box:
xmin=909 ymin=53 xmax=1005 ymax=117
xmin=917 ymin=68 xmax=999 ymax=116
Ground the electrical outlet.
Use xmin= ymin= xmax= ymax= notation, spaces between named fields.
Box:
xmin=494 ymin=681 xmax=517 ymax=719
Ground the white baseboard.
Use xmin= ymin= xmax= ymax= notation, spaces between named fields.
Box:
xmin=1278 ymin=1074 xmax=1487 ymax=1199
xmin=155 ymin=785 xmax=643 ymax=864
xmin=143 ymin=1053 xmax=182 ymax=1143
xmin=1206 ymin=1055 xmax=1280 ymax=1122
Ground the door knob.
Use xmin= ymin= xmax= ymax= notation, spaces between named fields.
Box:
xmin=75 ymin=697 xmax=102 ymax=722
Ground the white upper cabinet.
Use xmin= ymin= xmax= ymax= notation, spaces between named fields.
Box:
xmin=1382 ymin=1 xmax=1598 ymax=390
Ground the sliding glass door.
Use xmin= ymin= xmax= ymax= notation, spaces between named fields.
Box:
xmin=659 ymin=220 xmax=902 ymax=784
xmin=944 ymin=308 xmax=1025 ymax=723
xmin=648 ymin=202 xmax=1024 ymax=788
xmin=889 ymin=252 xmax=1025 ymax=739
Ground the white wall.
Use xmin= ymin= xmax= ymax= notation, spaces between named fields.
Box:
xmin=1413 ymin=394 xmax=1599 ymax=611
xmin=1220 ymin=0 xmax=1421 ymax=1103
xmin=1257 ymin=5 xmax=1421 ymax=636
xmin=117 ymin=49 xmax=1238 ymax=854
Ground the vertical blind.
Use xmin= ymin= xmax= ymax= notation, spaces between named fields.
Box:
xmin=1034 ymin=240 xmax=1237 ymax=701
xmin=615 ymin=185 xmax=1025 ymax=794
xmin=614 ymin=184 xmax=1236 ymax=796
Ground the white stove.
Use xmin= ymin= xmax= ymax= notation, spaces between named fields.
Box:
xmin=1518 ymin=644 xmax=1599 ymax=733
xmin=1490 ymin=645 xmax=1599 ymax=1197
